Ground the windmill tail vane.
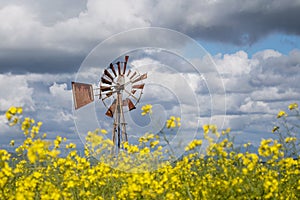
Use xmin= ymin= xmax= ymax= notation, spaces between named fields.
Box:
xmin=72 ymin=56 xmax=147 ymax=150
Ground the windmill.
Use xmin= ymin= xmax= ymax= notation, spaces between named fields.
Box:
xmin=72 ymin=56 xmax=147 ymax=150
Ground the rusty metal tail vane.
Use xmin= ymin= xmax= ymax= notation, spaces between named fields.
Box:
xmin=72 ymin=82 xmax=94 ymax=110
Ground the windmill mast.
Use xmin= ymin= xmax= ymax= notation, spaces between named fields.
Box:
xmin=112 ymin=88 xmax=128 ymax=150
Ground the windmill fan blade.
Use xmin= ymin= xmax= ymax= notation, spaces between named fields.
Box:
xmin=131 ymin=89 xmax=137 ymax=94
xmin=127 ymin=98 xmax=136 ymax=111
xmin=125 ymin=55 xmax=129 ymax=62
xmin=132 ymin=73 xmax=147 ymax=84
xmin=100 ymin=86 xmax=112 ymax=92
xmin=132 ymin=83 xmax=145 ymax=89
xmin=117 ymin=62 xmax=121 ymax=75
xmin=104 ymin=69 xmax=114 ymax=81
xmin=105 ymin=99 xmax=116 ymax=117
xmin=130 ymin=71 xmax=137 ymax=80
xmin=101 ymin=77 xmax=112 ymax=85
xmin=123 ymin=56 xmax=129 ymax=75
xmin=123 ymin=62 xmax=127 ymax=75
xmin=106 ymin=92 xmax=113 ymax=97
xmin=127 ymin=69 xmax=131 ymax=77
xmin=72 ymin=82 xmax=94 ymax=110
xmin=110 ymin=63 xmax=117 ymax=77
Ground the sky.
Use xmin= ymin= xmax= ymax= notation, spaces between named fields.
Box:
xmin=0 ymin=0 xmax=300 ymax=152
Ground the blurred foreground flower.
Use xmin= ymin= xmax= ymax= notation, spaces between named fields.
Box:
xmin=2 ymin=104 xmax=300 ymax=199
xmin=202 ymin=124 xmax=218 ymax=134
xmin=272 ymin=126 xmax=279 ymax=133
xmin=141 ymin=104 xmax=152 ymax=116
xmin=5 ymin=106 xmax=22 ymax=126
xmin=288 ymin=103 xmax=298 ymax=110
xmin=166 ymin=116 xmax=181 ymax=129
xmin=9 ymin=140 xmax=14 ymax=146
xmin=277 ymin=110 xmax=287 ymax=118
xmin=185 ymin=139 xmax=202 ymax=151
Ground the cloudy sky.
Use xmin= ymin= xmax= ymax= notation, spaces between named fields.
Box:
xmin=0 ymin=0 xmax=300 ymax=151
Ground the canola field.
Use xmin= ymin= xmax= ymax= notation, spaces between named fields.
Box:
xmin=1 ymin=103 xmax=300 ymax=199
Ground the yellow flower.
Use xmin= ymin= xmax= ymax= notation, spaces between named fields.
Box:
xmin=67 ymin=181 xmax=75 ymax=188
xmin=243 ymin=142 xmax=251 ymax=148
xmin=166 ymin=120 xmax=175 ymax=129
xmin=100 ymin=129 xmax=108 ymax=134
xmin=210 ymin=125 xmax=217 ymax=134
xmin=166 ymin=116 xmax=180 ymax=129
xmin=33 ymin=172 xmax=43 ymax=179
xmin=9 ymin=117 xmax=19 ymax=126
xmin=9 ymin=106 xmax=17 ymax=114
xmin=150 ymin=140 xmax=159 ymax=148
xmin=277 ymin=110 xmax=287 ymax=118
xmin=140 ymin=147 xmax=150 ymax=155
xmin=176 ymin=117 xmax=181 ymax=127
xmin=4 ymin=105 xmax=300 ymax=199
xmin=5 ymin=111 xmax=12 ymax=121
xmin=285 ymin=137 xmax=296 ymax=143
xmin=141 ymin=104 xmax=152 ymax=116
xmin=9 ymin=140 xmax=14 ymax=146
xmin=203 ymin=124 xmax=209 ymax=134
xmin=222 ymin=128 xmax=231 ymax=135
xmin=66 ymin=143 xmax=76 ymax=149
xmin=242 ymin=168 xmax=248 ymax=175
xmin=37 ymin=121 xmax=43 ymax=127
xmin=272 ymin=126 xmax=279 ymax=133
xmin=16 ymin=107 xmax=23 ymax=114
xmin=288 ymin=102 xmax=298 ymax=110
xmin=185 ymin=140 xmax=202 ymax=151
xmin=5 ymin=107 xmax=22 ymax=122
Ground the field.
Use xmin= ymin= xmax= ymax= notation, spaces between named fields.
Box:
xmin=1 ymin=103 xmax=300 ymax=199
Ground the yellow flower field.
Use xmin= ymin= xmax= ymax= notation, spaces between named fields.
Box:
xmin=1 ymin=103 xmax=300 ymax=199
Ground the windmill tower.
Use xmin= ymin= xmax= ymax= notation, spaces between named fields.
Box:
xmin=72 ymin=56 xmax=147 ymax=150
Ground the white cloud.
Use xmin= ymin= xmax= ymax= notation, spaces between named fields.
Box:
xmin=252 ymin=49 xmax=282 ymax=60
xmin=0 ymin=5 xmax=44 ymax=48
xmin=215 ymin=51 xmax=254 ymax=76
xmin=55 ymin=110 xmax=74 ymax=122
xmin=0 ymin=74 xmax=34 ymax=111
xmin=0 ymin=0 xmax=150 ymax=52
xmin=0 ymin=73 xmax=76 ymax=142
xmin=1 ymin=0 xmax=300 ymax=55
xmin=49 ymin=82 xmax=72 ymax=108
xmin=1 ymin=47 xmax=300 ymax=148
xmin=240 ymin=98 xmax=271 ymax=113
xmin=250 ymin=87 xmax=300 ymax=102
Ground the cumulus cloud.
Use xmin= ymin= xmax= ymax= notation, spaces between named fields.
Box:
xmin=240 ymin=98 xmax=271 ymax=114
xmin=215 ymin=51 xmax=254 ymax=76
xmin=0 ymin=47 xmax=299 ymax=148
xmin=0 ymin=0 xmax=300 ymax=73
xmin=0 ymin=74 xmax=34 ymax=111
xmin=212 ymin=49 xmax=300 ymax=138
xmin=49 ymin=82 xmax=72 ymax=108
xmin=0 ymin=73 xmax=76 ymax=144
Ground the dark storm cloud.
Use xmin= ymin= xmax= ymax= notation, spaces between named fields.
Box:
xmin=0 ymin=49 xmax=85 ymax=74
xmin=154 ymin=0 xmax=300 ymax=45
xmin=0 ymin=0 xmax=87 ymax=25
xmin=0 ymin=0 xmax=300 ymax=74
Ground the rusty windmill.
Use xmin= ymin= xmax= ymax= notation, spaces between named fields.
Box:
xmin=72 ymin=56 xmax=147 ymax=149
